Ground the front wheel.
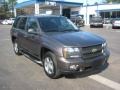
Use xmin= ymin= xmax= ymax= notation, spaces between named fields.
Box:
xmin=43 ymin=52 xmax=61 ymax=79
xmin=13 ymin=40 xmax=22 ymax=55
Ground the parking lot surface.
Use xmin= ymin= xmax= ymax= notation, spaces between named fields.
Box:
xmin=0 ymin=25 xmax=120 ymax=90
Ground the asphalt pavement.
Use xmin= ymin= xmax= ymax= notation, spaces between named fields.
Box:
xmin=0 ymin=25 xmax=120 ymax=90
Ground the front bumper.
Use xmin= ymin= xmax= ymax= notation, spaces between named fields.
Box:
xmin=91 ymin=23 xmax=103 ymax=27
xmin=57 ymin=49 xmax=110 ymax=74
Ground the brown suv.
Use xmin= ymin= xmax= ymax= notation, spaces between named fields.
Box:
xmin=10 ymin=15 xmax=110 ymax=79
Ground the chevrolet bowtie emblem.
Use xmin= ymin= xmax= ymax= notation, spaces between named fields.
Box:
xmin=92 ymin=48 xmax=97 ymax=52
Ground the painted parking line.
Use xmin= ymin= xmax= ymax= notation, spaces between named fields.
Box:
xmin=89 ymin=75 xmax=120 ymax=90
xmin=0 ymin=39 xmax=10 ymax=41
xmin=113 ymin=31 xmax=120 ymax=32
xmin=0 ymin=39 xmax=10 ymax=42
xmin=106 ymin=30 xmax=120 ymax=32
xmin=106 ymin=29 xmax=120 ymax=32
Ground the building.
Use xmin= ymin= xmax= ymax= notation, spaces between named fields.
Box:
xmin=15 ymin=1 xmax=120 ymax=25
xmin=0 ymin=0 xmax=4 ymax=6
xmin=79 ymin=3 xmax=120 ymax=24
xmin=14 ymin=0 xmax=83 ymax=18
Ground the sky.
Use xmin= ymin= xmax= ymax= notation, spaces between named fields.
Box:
xmin=17 ymin=0 xmax=104 ymax=5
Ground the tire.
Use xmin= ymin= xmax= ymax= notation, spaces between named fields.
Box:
xmin=112 ymin=26 xmax=115 ymax=29
xmin=90 ymin=25 xmax=93 ymax=28
xmin=43 ymin=52 xmax=61 ymax=79
xmin=101 ymin=25 xmax=103 ymax=28
xmin=13 ymin=40 xmax=22 ymax=55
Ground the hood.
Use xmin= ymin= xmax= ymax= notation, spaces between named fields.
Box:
xmin=46 ymin=31 xmax=105 ymax=47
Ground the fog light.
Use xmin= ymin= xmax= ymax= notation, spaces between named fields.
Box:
xmin=102 ymin=50 xmax=104 ymax=53
xmin=102 ymin=50 xmax=106 ymax=56
xmin=70 ymin=65 xmax=79 ymax=70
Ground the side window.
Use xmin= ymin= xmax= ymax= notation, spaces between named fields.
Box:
xmin=13 ymin=17 xmax=20 ymax=28
xmin=18 ymin=17 xmax=27 ymax=30
xmin=27 ymin=17 xmax=38 ymax=32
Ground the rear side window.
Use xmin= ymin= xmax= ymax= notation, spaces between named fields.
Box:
xmin=18 ymin=17 xmax=27 ymax=30
xmin=13 ymin=17 xmax=20 ymax=28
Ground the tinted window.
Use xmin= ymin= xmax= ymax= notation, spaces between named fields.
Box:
xmin=92 ymin=17 xmax=102 ymax=21
xmin=18 ymin=17 xmax=27 ymax=30
xmin=91 ymin=17 xmax=103 ymax=22
xmin=13 ymin=17 xmax=20 ymax=28
xmin=38 ymin=17 xmax=78 ymax=32
xmin=26 ymin=17 xmax=38 ymax=32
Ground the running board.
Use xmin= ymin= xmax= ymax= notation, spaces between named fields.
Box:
xmin=23 ymin=53 xmax=43 ymax=66
xmin=34 ymin=60 xmax=43 ymax=65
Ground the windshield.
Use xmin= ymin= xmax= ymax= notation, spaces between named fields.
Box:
xmin=38 ymin=17 xmax=78 ymax=32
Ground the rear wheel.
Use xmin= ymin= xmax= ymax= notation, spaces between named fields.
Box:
xmin=43 ymin=52 xmax=60 ymax=79
xmin=101 ymin=25 xmax=103 ymax=28
xmin=90 ymin=25 xmax=93 ymax=28
xmin=13 ymin=40 xmax=22 ymax=55
xmin=112 ymin=26 xmax=115 ymax=29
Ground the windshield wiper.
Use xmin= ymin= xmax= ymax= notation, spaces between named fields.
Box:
xmin=62 ymin=29 xmax=79 ymax=32
xmin=44 ymin=29 xmax=59 ymax=32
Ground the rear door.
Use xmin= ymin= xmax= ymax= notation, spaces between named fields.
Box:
xmin=17 ymin=17 xmax=28 ymax=51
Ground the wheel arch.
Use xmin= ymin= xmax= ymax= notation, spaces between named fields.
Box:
xmin=11 ymin=36 xmax=17 ymax=43
xmin=40 ymin=47 xmax=55 ymax=61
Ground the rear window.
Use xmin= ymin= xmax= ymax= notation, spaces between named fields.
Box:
xmin=92 ymin=17 xmax=102 ymax=21
xmin=18 ymin=17 xmax=27 ymax=30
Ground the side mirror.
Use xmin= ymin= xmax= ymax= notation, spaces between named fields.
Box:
xmin=28 ymin=28 xmax=38 ymax=35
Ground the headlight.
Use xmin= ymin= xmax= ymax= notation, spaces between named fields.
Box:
xmin=63 ymin=47 xmax=80 ymax=58
xmin=102 ymin=42 xmax=107 ymax=48
xmin=102 ymin=42 xmax=107 ymax=54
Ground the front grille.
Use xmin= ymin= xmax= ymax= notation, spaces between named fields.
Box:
xmin=81 ymin=44 xmax=103 ymax=60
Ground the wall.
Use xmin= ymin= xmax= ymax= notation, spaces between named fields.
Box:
xmin=80 ymin=4 xmax=120 ymax=25
xmin=80 ymin=6 xmax=97 ymax=25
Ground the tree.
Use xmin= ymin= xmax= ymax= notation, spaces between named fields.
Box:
xmin=0 ymin=1 xmax=11 ymax=19
xmin=8 ymin=0 xmax=17 ymax=17
xmin=106 ymin=0 xmax=120 ymax=3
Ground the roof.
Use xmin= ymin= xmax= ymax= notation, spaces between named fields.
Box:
xmin=15 ymin=0 xmax=36 ymax=8
xmin=15 ymin=0 xmax=83 ymax=9
xmin=83 ymin=3 xmax=120 ymax=7
xmin=82 ymin=3 xmax=120 ymax=12
xmin=49 ymin=0 xmax=83 ymax=5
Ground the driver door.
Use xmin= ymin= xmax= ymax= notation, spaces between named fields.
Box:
xmin=25 ymin=17 xmax=40 ymax=57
